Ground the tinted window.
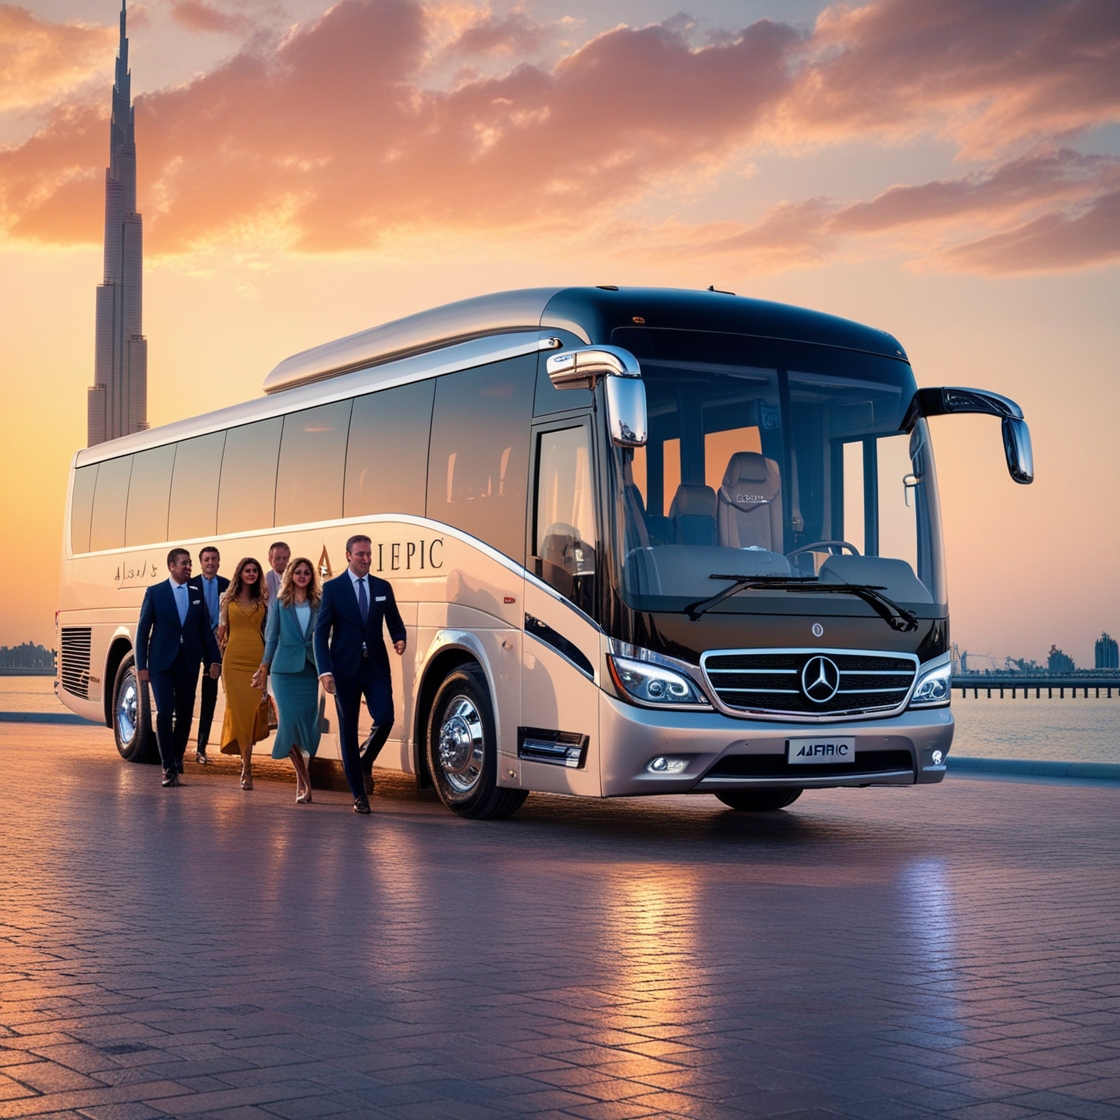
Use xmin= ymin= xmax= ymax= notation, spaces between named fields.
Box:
xmin=217 ymin=418 xmax=282 ymax=535
xmin=169 ymin=431 xmax=226 ymax=541
xmin=427 ymin=355 xmax=535 ymax=560
xmin=70 ymin=465 xmax=98 ymax=553
xmin=276 ymin=400 xmax=352 ymax=527
xmin=125 ymin=444 xmax=176 ymax=546
xmin=533 ymin=424 xmax=596 ymax=609
xmin=89 ymin=455 xmax=133 ymax=552
xmin=345 ymin=380 xmax=434 ymax=517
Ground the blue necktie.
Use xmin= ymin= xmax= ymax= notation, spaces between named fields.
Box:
xmin=205 ymin=578 xmax=218 ymax=627
xmin=175 ymin=583 xmax=188 ymax=625
xmin=357 ymin=577 xmax=369 ymax=625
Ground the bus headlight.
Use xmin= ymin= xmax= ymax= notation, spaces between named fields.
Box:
xmin=608 ymin=655 xmax=709 ymax=707
xmin=909 ymin=659 xmax=952 ymax=707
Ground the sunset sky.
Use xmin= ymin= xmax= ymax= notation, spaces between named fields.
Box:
xmin=1 ymin=0 xmax=1118 ymax=665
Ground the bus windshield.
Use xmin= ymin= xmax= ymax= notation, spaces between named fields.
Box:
xmin=610 ymin=328 xmax=945 ymax=616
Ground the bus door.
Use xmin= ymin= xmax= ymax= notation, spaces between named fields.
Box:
xmin=520 ymin=419 xmax=603 ymax=796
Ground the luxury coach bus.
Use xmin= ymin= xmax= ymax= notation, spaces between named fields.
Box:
xmin=57 ymin=287 xmax=1033 ymax=818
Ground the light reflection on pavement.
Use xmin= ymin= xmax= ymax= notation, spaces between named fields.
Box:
xmin=0 ymin=724 xmax=1118 ymax=1120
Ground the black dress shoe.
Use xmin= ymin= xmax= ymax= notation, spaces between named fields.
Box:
xmin=353 ymin=795 xmax=371 ymax=815
xmin=162 ymin=769 xmax=179 ymax=787
xmin=196 ymin=749 xmax=209 ymax=765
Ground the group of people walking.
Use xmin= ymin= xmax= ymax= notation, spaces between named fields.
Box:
xmin=135 ymin=534 xmax=406 ymax=814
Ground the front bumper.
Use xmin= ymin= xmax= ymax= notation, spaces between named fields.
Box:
xmin=599 ymin=693 xmax=953 ymax=797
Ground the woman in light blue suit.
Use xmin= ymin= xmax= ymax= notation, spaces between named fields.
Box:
xmin=252 ymin=557 xmax=321 ymax=803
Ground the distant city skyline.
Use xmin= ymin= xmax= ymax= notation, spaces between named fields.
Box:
xmin=87 ymin=0 xmax=147 ymax=447
xmin=0 ymin=1 xmax=1118 ymax=653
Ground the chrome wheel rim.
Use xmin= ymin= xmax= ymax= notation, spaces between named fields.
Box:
xmin=116 ymin=668 xmax=139 ymax=748
xmin=437 ymin=695 xmax=485 ymax=794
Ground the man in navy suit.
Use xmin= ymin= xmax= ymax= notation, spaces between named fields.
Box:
xmin=137 ymin=548 xmax=222 ymax=787
xmin=314 ymin=534 xmax=406 ymax=814
xmin=188 ymin=545 xmax=228 ymax=765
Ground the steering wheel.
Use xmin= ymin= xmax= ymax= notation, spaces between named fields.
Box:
xmin=786 ymin=540 xmax=861 ymax=558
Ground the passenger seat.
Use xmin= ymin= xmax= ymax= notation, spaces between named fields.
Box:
xmin=717 ymin=451 xmax=783 ymax=552
xmin=668 ymin=484 xmax=718 ymax=546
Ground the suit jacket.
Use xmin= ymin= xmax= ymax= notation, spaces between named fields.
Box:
xmin=314 ymin=572 xmax=406 ymax=680
xmin=188 ymin=574 xmax=229 ymax=633
xmin=136 ymin=578 xmax=222 ymax=673
xmin=263 ymin=599 xmax=319 ymax=675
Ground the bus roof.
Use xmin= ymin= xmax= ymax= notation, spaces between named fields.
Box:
xmin=74 ymin=286 xmax=911 ymax=466
xmin=262 ymin=286 xmax=909 ymax=394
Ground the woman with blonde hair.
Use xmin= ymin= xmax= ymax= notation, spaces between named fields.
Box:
xmin=218 ymin=557 xmax=269 ymax=789
xmin=252 ymin=557 xmax=321 ymax=803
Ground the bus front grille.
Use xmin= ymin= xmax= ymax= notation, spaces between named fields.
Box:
xmin=701 ymin=649 xmax=918 ymax=719
xmin=59 ymin=627 xmax=92 ymax=699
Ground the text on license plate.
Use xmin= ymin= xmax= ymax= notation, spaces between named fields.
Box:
xmin=787 ymin=737 xmax=856 ymax=764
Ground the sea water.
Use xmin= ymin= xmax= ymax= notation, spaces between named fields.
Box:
xmin=3 ymin=677 xmax=1118 ymax=763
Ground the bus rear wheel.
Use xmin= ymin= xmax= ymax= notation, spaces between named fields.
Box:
xmin=426 ymin=665 xmax=527 ymax=820
xmin=716 ymin=788 xmax=802 ymax=812
xmin=112 ymin=653 xmax=159 ymax=763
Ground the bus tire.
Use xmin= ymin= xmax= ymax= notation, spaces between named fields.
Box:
xmin=112 ymin=653 xmax=159 ymax=764
xmin=715 ymin=788 xmax=802 ymax=812
xmin=426 ymin=664 xmax=527 ymax=820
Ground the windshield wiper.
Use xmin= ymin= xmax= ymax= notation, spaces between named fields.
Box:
xmin=685 ymin=574 xmax=919 ymax=631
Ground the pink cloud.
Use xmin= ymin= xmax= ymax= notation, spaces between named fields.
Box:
xmin=170 ymin=1 xmax=254 ymax=36
xmin=0 ymin=0 xmax=1117 ymax=275
xmin=0 ymin=5 xmax=113 ymax=111
xmin=447 ymin=11 xmax=549 ymax=58
xmin=947 ymin=189 xmax=1120 ymax=272
xmin=789 ymin=0 xmax=1120 ymax=152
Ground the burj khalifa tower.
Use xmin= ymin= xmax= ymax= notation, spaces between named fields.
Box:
xmin=87 ymin=0 xmax=148 ymax=447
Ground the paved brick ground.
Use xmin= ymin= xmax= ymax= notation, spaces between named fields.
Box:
xmin=1 ymin=724 xmax=1118 ymax=1120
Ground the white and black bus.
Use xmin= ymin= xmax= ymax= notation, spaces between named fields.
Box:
xmin=57 ymin=286 xmax=1033 ymax=818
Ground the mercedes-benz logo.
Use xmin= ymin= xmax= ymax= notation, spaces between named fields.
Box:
xmin=802 ymin=655 xmax=840 ymax=703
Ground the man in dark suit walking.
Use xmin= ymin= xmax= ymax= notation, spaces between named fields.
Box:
xmin=188 ymin=545 xmax=228 ymax=765
xmin=314 ymin=534 xmax=406 ymax=814
xmin=137 ymin=548 xmax=222 ymax=787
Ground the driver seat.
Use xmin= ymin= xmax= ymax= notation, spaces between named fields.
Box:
xmin=717 ymin=451 xmax=783 ymax=552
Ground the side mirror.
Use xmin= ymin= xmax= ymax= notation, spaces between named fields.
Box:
xmin=903 ymin=385 xmax=1034 ymax=485
xmin=546 ymin=346 xmax=647 ymax=447
xmin=1002 ymin=416 xmax=1033 ymax=485
xmin=605 ymin=376 xmax=647 ymax=447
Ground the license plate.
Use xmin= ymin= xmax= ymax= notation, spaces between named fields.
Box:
xmin=787 ymin=737 xmax=856 ymax=764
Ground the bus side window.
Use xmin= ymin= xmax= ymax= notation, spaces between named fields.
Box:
xmin=89 ymin=455 xmax=133 ymax=552
xmin=70 ymin=465 xmax=98 ymax=554
xmin=533 ymin=425 xmax=596 ymax=601
xmin=169 ymin=431 xmax=226 ymax=541
xmin=276 ymin=400 xmax=352 ymax=527
xmin=125 ymin=444 xmax=175 ymax=547
xmin=217 ymin=418 xmax=282 ymax=536
xmin=345 ymin=380 xmax=434 ymax=518
xmin=427 ymin=356 xmax=535 ymax=562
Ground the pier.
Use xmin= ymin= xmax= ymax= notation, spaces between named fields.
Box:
xmin=954 ymin=673 xmax=1120 ymax=698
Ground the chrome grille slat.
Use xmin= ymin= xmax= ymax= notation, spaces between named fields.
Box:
xmin=700 ymin=647 xmax=919 ymax=721
xmin=60 ymin=627 xmax=92 ymax=700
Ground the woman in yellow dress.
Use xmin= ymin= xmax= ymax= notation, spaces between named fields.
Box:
xmin=217 ymin=557 xmax=269 ymax=789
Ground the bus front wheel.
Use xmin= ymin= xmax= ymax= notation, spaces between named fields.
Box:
xmin=716 ymin=788 xmax=802 ymax=812
xmin=112 ymin=653 xmax=159 ymax=764
xmin=426 ymin=665 xmax=527 ymax=820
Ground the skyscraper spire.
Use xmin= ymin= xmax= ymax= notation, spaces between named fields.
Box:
xmin=88 ymin=0 xmax=147 ymax=447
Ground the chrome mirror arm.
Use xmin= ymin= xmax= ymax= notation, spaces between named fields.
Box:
xmin=546 ymin=346 xmax=641 ymax=389
xmin=901 ymin=386 xmax=1024 ymax=430
xmin=903 ymin=385 xmax=1033 ymax=485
